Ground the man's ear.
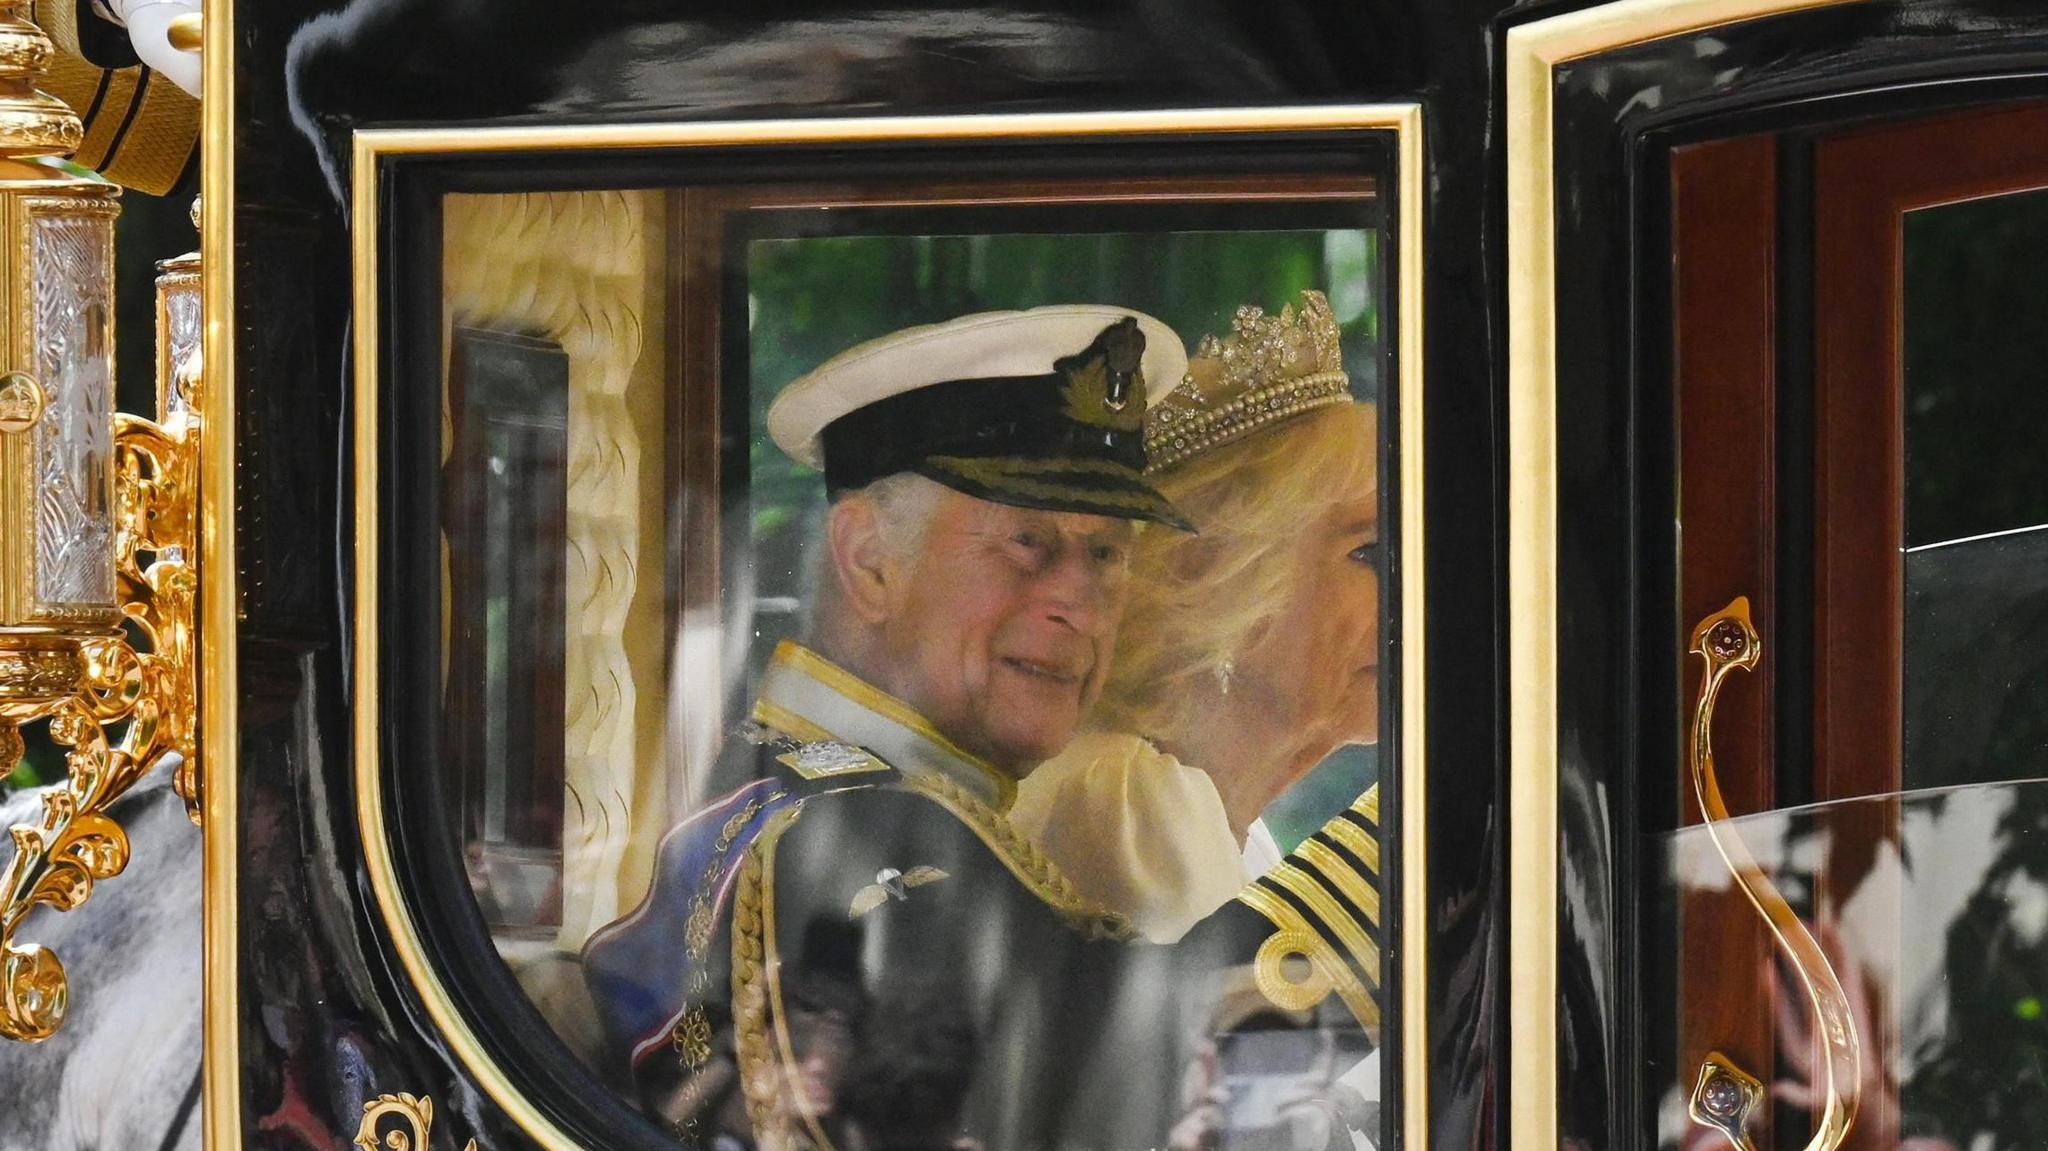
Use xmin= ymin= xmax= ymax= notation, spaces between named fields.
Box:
xmin=826 ymin=496 xmax=895 ymax=625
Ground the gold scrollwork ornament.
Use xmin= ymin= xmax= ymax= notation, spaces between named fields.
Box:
xmin=0 ymin=371 xmax=42 ymax=433
xmin=113 ymin=354 xmax=203 ymax=817
xmin=353 ymin=1093 xmax=479 ymax=1151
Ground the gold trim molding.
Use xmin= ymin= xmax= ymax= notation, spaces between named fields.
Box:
xmin=1504 ymin=1 xmax=1863 ymax=1147
xmin=200 ymin=0 xmax=241 ymax=1141
xmin=352 ymin=105 xmax=1426 ymax=1151
xmin=0 ymin=639 xmax=81 ymax=701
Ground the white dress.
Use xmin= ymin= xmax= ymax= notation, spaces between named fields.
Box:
xmin=1011 ymin=731 xmax=1262 ymax=943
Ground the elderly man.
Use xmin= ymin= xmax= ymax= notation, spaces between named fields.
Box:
xmin=585 ymin=307 xmax=1378 ymax=1151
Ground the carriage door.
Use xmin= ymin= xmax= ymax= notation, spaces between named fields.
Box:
xmin=1510 ymin=7 xmax=2048 ymax=1151
xmin=1664 ymin=98 xmax=2048 ymax=1151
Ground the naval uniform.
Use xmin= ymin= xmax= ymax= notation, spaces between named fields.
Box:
xmin=585 ymin=642 xmax=1383 ymax=1151
xmin=585 ymin=308 xmax=1385 ymax=1149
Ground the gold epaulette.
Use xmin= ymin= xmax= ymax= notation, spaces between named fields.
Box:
xmin=1236 ymin=784 xmax=1383 ymax=1031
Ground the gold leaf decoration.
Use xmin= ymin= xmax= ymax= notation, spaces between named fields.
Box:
xmin=353 ymin=1092 xmax=480 ymax=1151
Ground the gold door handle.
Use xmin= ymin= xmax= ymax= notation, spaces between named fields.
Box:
xmin=1686 ymin=597 xmax=1860 ymax=1151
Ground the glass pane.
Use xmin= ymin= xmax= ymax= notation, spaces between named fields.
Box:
xmin=1902 ymin=189 xmax=2048 ymax=547
xmin=1901 ymin=193 xmax=2048 ymax=792
xmin=1902 ymin=529 xmax=2048 ymax=792
xmin=158 ymin=259 xmax=200 ymax=420
xmin=423 ymin=174 xmax=1397 ymax=1149
xmin=1652 ymin=781 xmax=2048 ymax=1150
xmin=31 ymin=207 xmax=116 ymax=610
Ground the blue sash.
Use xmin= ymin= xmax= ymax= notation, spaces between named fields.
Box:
xmin=581 ymin=777 xmax=798 ymax=1069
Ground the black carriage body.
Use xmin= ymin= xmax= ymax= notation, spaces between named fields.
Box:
xmin=214 ymin=1 xmax=2048 ymax=1148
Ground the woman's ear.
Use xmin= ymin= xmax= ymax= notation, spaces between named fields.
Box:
xmin=826 ymin=496 xmax=894 ymax=625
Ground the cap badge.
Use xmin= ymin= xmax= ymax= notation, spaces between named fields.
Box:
xmin=1059 ymin=317 xmax=1147 ymax=432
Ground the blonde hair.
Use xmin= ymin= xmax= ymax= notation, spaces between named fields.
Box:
xmin=1093 ymin=401 xmax=1377 ymax=742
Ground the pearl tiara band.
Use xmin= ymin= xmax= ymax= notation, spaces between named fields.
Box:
xmin=1145 ymin=290 xmax=1352 ymax=473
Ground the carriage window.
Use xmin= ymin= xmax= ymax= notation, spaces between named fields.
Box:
xmin=383 ymin=159 xmax=1406 ymax=1151
xmin=1900 ymin=190 xmax=2048 ymax=793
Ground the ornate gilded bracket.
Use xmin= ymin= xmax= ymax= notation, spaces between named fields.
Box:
xmin=112 ymin=352 xmax=202 ymax=815
xmin=0 ymin=258 xmax=201 ymax=1042
xmin=353 ymin=1093 xmax=480 ymax=1151
xmin=1686 ymin=598 xmax=1860 ymax=1151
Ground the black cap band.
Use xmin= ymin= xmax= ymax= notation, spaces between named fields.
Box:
xmin=808 ymin=316 xmax=1190 ymax=529
xmin=819 ymin=374 xmax=1144 ymax=495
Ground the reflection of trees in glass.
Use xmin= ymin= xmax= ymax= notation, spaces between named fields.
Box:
xmin=1900 ymin=786 xmax=2048 ymax=1147
xmin=1656 ymin=790 xmax=2048 ymax=1150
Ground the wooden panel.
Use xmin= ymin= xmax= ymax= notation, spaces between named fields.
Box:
xmin=1674 ymin=135 xmax=1779 ymax=823
xmin=1812 ymin=132 xmax=1904 ymax=806
xmin=1670 ymin=133 xmax=1780 ymax=1148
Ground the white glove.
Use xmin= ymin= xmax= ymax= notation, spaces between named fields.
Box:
xmin=108 ymin=0 xmax=202 ymax=96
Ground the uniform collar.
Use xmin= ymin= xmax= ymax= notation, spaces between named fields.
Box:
xmin=753 ymin=641 xmax=1019 ymax=812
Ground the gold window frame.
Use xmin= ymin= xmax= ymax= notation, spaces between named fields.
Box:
xmin=198 ymin=102 xmax=1426 ymax=1151
xmin=1503 ymin=0 xmax=1870 ymax=1146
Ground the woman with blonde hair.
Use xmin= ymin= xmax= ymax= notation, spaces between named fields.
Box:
xmin=1011 ymin=289 xmax=1381 ymax=943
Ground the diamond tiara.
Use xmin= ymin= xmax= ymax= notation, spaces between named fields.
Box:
xmin=1144 ymin=289 xmax=1351 ymax=473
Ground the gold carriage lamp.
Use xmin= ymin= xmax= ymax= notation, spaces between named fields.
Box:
xmin=0 ymin=0 xmax=200 ymax=1043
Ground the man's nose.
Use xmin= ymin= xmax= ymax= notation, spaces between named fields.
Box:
xmin=1039 ymin=549 xmax=1117 ymax=633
